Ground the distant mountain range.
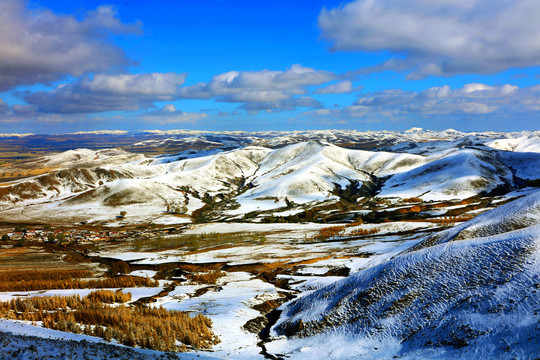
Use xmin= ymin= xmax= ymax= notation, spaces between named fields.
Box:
xmin=1 ymin=127 xmax=539 ymax=152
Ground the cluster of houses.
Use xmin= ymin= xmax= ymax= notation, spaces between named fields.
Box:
xmin=3 ymin=228 xmax=127 ymax=244
xmin=1 ymin=226 xmax=188 ymax=245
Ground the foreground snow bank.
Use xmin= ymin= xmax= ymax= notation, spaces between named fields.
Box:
xmin=0 ymin=320 xmax=222 ymax=360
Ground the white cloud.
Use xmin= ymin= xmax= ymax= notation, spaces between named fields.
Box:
xmin=180 ymin=64 xmax=336 ymax=112
xmin=301 ymin=83 xmax=540 ymax=123
xmin=319 ymin=0 xmax=540 ymax=77
xmin=354 ymin=83 xmax=520 ymax=115
xmin=18 ymin=65 xmax=334 ymax=115
xmin=0 ymin=0 xmax=140 ymax=91
xmin=84 ymin=73 xmax=185 ymax=96
xmin=314 ymin=81 xmax=354 ymax=94
xmin=21 ymin=73 xmax=187 ymax=113
xmin=240 ymin=96 xmax=323 ymax=113
xmin=137 ymin=105 xmax=208 ymax=124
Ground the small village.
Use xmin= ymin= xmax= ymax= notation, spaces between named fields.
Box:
xmin=0 ymin=225 xmax=188 ymax=245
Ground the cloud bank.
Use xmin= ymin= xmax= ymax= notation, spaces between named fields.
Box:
xmin=17 ymin=65 xmax=334 ymax=115
xmin=0 ymin=0 xmax=140 ymax=91
xmin=179 ymin=65 xmax=335 ymax=111
xmin=302 ymin=83 xmax=540 ymax=123
xmin=137 ymin=104 xmax=209 ymax=124
xmin=21 ymin=73 xmax=187 ymax=113
xmin=319 ymin=0 xmax=540 ymax=78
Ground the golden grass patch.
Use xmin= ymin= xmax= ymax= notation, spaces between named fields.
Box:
xmin=0 ymin=290 xmax=219 ymax=352
xmin=0 ymin=269 xmax=159 ymax=292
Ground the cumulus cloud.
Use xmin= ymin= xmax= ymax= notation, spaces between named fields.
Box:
xmin=314 ymin=81 xmax=354 ymax=94
xmin=21 ymin=73 xmax=187 ymax=113
xmin=301 ymin=83 xmax=540 ymax=123
xmin=319 ymin=0 xmax=540 ymax=78
xmin=240 ymin=96 xmax=323 ymax=113
xmin=354 ymin=83 xmax=519 ymax=115
xmin=0 ymin=0 xmax=140 ymax=91
xmin=179 ymin=64 xmax=336 ymax=111
xmin=137 ymin=104 xmax=208 ymax=124
xmin=17 ymin=65 xmax=334 ymax=115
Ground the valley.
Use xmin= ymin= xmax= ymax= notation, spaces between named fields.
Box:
xmin=0 ymin=128 xmax=539 ymax=359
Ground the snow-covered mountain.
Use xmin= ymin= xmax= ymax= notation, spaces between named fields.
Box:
xmin=268 ymin=190 xmax=540 ymax=359
xmin=1 ymin=129 xmax=540 ymax=224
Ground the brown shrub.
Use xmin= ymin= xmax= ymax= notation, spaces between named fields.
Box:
xmin=396 ymin=205 xmax=423 ymax=214
xmin=109 ymin=261 xmax=130 ymax=275
xmin=0 ymin=269 xmax=92 ymax=283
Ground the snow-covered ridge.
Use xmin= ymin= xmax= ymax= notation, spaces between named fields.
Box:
xmin=134 ymin=128 xmax=540 ymax=150
xmin=3 ymin=127 xmax=539 ymax=145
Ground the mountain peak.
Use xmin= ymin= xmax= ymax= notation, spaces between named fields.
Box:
xmin=404 ymin=127 xmax=424 ymax=134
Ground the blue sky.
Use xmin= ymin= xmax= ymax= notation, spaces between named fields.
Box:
xmin=0 ymin=0 xmax=539 ymax=134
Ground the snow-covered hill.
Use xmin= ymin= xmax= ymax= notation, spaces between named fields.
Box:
xmin=39 ymin=148 xmax=144 ymax=168
xmin=2 ymin=129 xmax=540 ymax=223
xmin=236 ymin=142 xmax=423 ymax=203
xmin=268 ymin=191 xmax=540 ymax=359
xmin=378 ymin=148 xmax=515 ymax=200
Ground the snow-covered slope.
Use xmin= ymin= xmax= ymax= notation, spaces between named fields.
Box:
xmin=0 ymin=320 xmax=220 ymax=360
xmin=268 ymin=191 xmax=540 ymax=359
xmin=496 ymin=151 xmax=540 ymax=181
xmin=486 ymin=134 xmax=540 ymax=153
xmin=379 ymin=148 xmax=514 ymax=200
xmin=0 ymin=167 xmax=134 ymax=206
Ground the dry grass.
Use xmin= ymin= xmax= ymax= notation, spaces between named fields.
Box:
xmin=0 ymin=269 xmax=92 ymax=282
xmin=86 ymin=289 xmax=132 ymax=304
xmin=131 ymin=231 xmax=267 ymax=252
xmin=0 ymin=291 xmax=219 ymax=352
xmin=306 ymin=225 xmax=379 ymax=242
xmin=348 ymin=227 xmax=380 ymax=236
xmin=185 ymin=270 xmax=224 ymax=285
xmin=306 ymin=225 xmax=347 ymax=242
xmin=0 ymin=269 xmax=159 ymax=292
